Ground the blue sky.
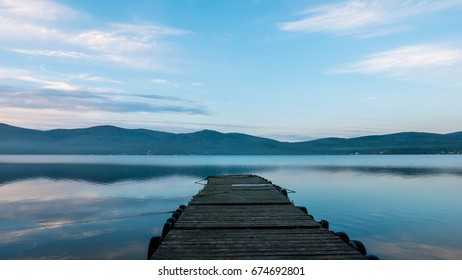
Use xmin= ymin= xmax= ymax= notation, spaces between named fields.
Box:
xmin=1 ymin=0 xmax=462 ymax=141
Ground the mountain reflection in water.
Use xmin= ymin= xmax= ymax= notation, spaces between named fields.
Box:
xmin=1 ymin=155 xmax=462 ymax=260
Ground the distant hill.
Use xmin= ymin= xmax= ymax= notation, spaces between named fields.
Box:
xmin=1 ymin=123 xmax=461 ymax=155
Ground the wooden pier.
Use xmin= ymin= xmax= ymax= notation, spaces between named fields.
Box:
xmin=150 ymin=175 xmax=367 ymax=259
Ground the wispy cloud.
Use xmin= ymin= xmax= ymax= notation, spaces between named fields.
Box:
xmin=11 ymin=49 xmax=93 ymax=59
xmin=0 ymin=0 xmax=77 ymax=41
xmin=278 ymin=0 xmax=462 ymax=37
xmin=74 ymin=30 xmax=149 ymax=53
xmin=0 ymin=66 xmax=126 ymax=94
xmin=10 ymin=48 xmax=157 ymax=70
xmin=0 ymin=0 xmax=189 ymax=70
xmin=151 ymin=78 xmax=204 ymax=90
xmin=109 ymin=22 xmax=190 ymax=37
xmin=152 ymin=79 xmax=169 ymax=85
xmin=0 ymin=66 xmax=79 ymax=90
xmin=69 ymin=73 xmax=121 ymax=84
xmin=0 ymin=65 xmax=208 ymax=116
xmin=0 ymin=0 xmax=79 ymax=20
xmin=0 ymin=86 xmax=209 ymax=115
xmin=0 ymin=14 xmax=62 ymax=41
xmin=71 ymin=21 xmax=185 ymax=54
xmin=331 ymin=43 xmax=462 ymax=74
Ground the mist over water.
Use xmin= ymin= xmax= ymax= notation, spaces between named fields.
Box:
xmin=1 ymin=155 xmax=461 ymax=259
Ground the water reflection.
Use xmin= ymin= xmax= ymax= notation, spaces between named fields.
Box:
xmin=1 ymin=155 xmax=462 ymax=260
xmin=0 ymin=163 xmax=274 ymax=185
xmin=0 ymin=213 xmax=172 ymax=259
xmin=2 ymin=162 xmax=462 ymax=186
xmin=0 ymin=177 xmax=193 ymax=259
xmin=306 ymin=165 xmax=462 ymax=177
xmin=0 ymin=163 xmax=209 ymax=259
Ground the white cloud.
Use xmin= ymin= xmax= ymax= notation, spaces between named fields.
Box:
xmin=41 ymin=81 xmax=80 ymax=91
xmin=72 ymin=30 xmax=153 ymax=53
xmin=109 ymin=22 xmax=189 ymax=37
xmin=151 ymin=79 xmax=182 ymax=89
xmin=332 ymin=44 xmax=462 ymax=74
xmin=151 ymin=79 xmax=204 ymax=90
xmin=0 ymin=0 xmax=78 ymax=42
xmin=11 ymin=49 xmax=92 ymax=59
xmin=9 ymin=48 xmax=158 ymax=70
xmin=0 ymin=67 xmax=124 ymax=91
xmin=278 ymin=0 xmax=462 ymax=37
xmin=0 ymin=86 xmax=209 ymax=116
xmin=71 ymin=22 xmax=188 ymax=54
xmin=70 ymin=74 xmax=121 ymax=84
xmin=0 ymin=66 xmax=79 ymax=91
xmin=0 ymin=0 xmax=78 ymax=20
xmin=152 ymin=79 xmax=169 ymax=85
xmin=0 ymin=1 xmax=189 ymax=70
xmin=0 ymin=16 xmax=63 ymax=41
xmin=330 ymin=43 xmax=462 ymax=86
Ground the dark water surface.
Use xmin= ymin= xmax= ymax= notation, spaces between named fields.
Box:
xmin=1 ymin=155 xmax=461 ymax=260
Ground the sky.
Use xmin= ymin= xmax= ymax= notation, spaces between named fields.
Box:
xmin=1 ymin=0 xmax=462 ymax=141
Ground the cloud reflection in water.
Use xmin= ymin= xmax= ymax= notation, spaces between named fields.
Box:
xmin=1 ymin=156 xmax=462 ymax=259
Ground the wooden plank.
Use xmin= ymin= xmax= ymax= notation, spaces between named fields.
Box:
xmin=175 ymin=204 xmax=320 ymax=229
xmin=151 ymin=175 xmax=365 ymax=260
xmin=206 ymin=175 xmax=270 ymax=185
xmin=154 ymin=228 xmax=364 ymax=259
xmin=191 ymin=184 xmax=290 ymax=205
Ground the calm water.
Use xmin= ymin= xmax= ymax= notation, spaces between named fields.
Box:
xmin=1 ymin=155 xmax=462 ymax=260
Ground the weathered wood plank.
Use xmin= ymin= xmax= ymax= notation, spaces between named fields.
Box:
xmin=154 ymin=231 xmax=365 ymax=259
xmin=191 ymin=187 xmax=290 ymax=204
xmin=174 ymin=204 xmax=320 ymax=229
xmin=151 ymin=175 xmax=365 ymax=260
xmin=206 ymin=175 xmax=270 ymax=185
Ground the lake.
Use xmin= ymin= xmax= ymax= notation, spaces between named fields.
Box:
xmin=1 ymin=155 xmax=461 ymax=260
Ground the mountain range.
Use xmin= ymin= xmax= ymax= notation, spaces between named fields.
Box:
xmin=1 ymin=123 xmax=461 ymax=155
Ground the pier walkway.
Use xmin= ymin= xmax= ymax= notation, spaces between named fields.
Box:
xmin=150 ymin=175 xmax=366 ymax=259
